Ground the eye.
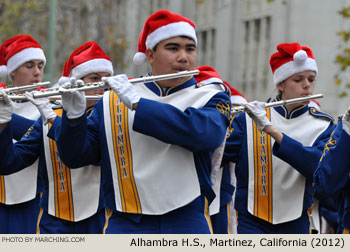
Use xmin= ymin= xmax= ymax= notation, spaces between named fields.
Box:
xmin=186 ymin=47 xmax=196 ymax=52
xmin=166 ymin=46 xmax=178 ymax=51
xmin=25 ymin=63 xmax=34 ymax=68
xmin=90 ymin=76 xmax=100 ymax=82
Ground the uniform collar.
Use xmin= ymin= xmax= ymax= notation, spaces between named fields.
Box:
xmin=271 ymin=96 xmax=309 ymax=119
xmin=144 ymin=73 xmax=196 ymax=96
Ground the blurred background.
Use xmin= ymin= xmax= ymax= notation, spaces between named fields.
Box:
xmin=1 ymin=0 xmax=349 ymax=116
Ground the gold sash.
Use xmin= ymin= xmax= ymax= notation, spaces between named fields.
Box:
xmin=47 ymin=109 xmax=74 ymax=221
xmin=251 ymin=109 xmax=273 ymax=222
xmin=109 ymin=91 xmax=141 ymax=214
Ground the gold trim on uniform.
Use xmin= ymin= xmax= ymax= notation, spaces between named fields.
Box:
xmin=48 ymin=109 xmax=74 ymax=221
xmin=0 ymin=176 xmax=5 ymax=203
xmin=110 ymin=91 xmax=141 ymax=214
xmin=253 ymin=108 xmax=272 ymax=222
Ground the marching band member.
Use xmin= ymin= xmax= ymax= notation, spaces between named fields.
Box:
xmin=0 ymin=41 xmax=112 ymax=233
xmin=314 ymin=107 xmax=350 ymax=234
xmin=0 ymin=35 xmax=46 ymax=234
xmin=52 ymin=10 xmax=231 ymax=234
xmin=223 ymin=42 xmax=335 ymax=233
xmin=194 ymin=65 xmax=247 ymax=234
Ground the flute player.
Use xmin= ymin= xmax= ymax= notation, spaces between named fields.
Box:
xmin=0 ymin=34 xmax=46 ymax=234
xmin=0 ymin=41 xmax=113 ymax=233
xmin=50 ymin=10 xmax=231 ymax=234
xmin=223 ymin=42 xmax=335 ymax=234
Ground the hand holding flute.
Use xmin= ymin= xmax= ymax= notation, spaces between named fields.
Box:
xmin=1 ymin=70 xmax=199 ymax=101
xmin=232 ymin=94 xmax=324 ymax=114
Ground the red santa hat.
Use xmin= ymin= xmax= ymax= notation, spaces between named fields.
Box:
xmin=224 ymin=81 xmax=248 ymax=105
xmin=0 ymin=82 xmax=6 ymax=89
xmin=195 ymin=65 xmax=247 ymax=105
xmin=195 ymin=65 xmax=223 ymax=85
xmin=58 ymin=41 xmax=113 ymax=84
xmin=270 ymin=43 xmax=318 ymax=85
xmin=309 ymin=99 xmax=321 ymax=109
xmin=133 ymin=10 xmax=197 ymax=65
xmin=0 ymin=34 xmax=46 ymax=81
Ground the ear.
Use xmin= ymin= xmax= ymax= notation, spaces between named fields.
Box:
xmin=145 ymin=48 xmax=154 ymax=64
xmin=9 ymin=71 xmax=15 ymax=78
xmin=277 ymin=82 xmax=284 ymax=92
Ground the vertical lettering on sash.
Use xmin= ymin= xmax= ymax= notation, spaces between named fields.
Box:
xmin=0 ymin=176 xmax=5 ymax=203
xmin=253 ymin=108 xmax=272 ymax=223
xmin=48 ymin=109 xmax=74 ymax=221
xmin=110 ymin=91 xmax=141 ymax=214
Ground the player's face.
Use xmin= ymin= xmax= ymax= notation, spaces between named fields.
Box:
xmin=82 ymin=72 xmax=110 ymax=108
xmin=277 ymin=70 xmax=316 ymax=109
xmin=10 ymin=60 xmax=44 ymax=87
xmin=146 ymin=36 xmax=196 ymax=88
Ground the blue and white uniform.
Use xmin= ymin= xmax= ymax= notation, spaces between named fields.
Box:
xmin=314 ymin=119 xmax=350 ymax=234
xmin=224 ymin=98 xmax=334 ymax=234
xmin=0 ymin=107 xmax=105 ymax=234
xmin=0 ymin=102 xmax=41 ymax=234
xmin=52 ymin=76 xmax=231 ymax=234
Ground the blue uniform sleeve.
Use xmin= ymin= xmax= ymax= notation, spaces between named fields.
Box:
xmin=56 ymin=104 xmax=101 ymax=168
xmin=272 ymin=122 xmax=335 ymax=180
xmin=0 ymin=117 xmax=42 ymax=175
xmin=314 ymin=121 xmax=350 ymax=196
xmin=47 ymin=115 xmax=61 ymax=141
xmin=223 ymin=113 xmax=245 ymax=164
xmin=11 ymin=113 xmax=35 ymax=141
xmin=133 ymin=92 xmax=231 ymax=152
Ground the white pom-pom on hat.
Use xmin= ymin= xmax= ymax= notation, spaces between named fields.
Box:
xmin=133 ymin=52 xmax=147 ymax=65
xmin=293 ymin=50 xmax=307 ymax=64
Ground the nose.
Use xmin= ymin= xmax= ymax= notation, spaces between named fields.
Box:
xmin=302 ymin=79 xmax=311 ymax=89
xmin=33 ymin=65 xmax=42 ymax=76
xmin=177 ymin=49 xmax=188 ymax=63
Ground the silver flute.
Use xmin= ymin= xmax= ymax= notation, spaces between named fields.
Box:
xmin=3 ymin=82 xmax=51 ymax=94
xmin=3 ymin=70 xmax=199 ymax=101
xmin=232 ymin=94 xmax=324 ymax=113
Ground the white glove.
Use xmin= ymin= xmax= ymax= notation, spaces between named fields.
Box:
xmin=342 ymin=106 xmax=350 ymax=135
xmin=0 ymin=89 xmax=13 ymax=124
xmin=102 ymin=74 xmax=141 ymax=110
xmin=59 ymin=77 xmax=86 ymax=119
xmin=244 ymin=101 xmax=272 ymax=131
xmin=24 ymin=91 xmax=56 ymax=125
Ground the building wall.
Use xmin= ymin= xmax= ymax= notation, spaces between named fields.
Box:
xmin=124 ymin=0 xmax=349 ymax=116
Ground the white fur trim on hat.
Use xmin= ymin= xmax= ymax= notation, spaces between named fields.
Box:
xmin=0 ymin=65 xmax=7 ymax=81
xmin=198 ymin=77 xmax=223 ymax=85
xmin=133 ymin=52 xmax=147 ymax=65
xmin=71 ymin=58 xmax=113 ymax=79
xmin=273 ymin=57 xmax=318 ymax=85
xmin=6 ymin=47 xmax=46 ymax=76
xmin=145 ymin=21 xmax=197 ymax=50
xmin=231 ymin=95 xmax=248 ymax=105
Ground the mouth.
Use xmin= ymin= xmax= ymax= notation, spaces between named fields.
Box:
xmin=173 ymin=68 xmax=187 ymax=72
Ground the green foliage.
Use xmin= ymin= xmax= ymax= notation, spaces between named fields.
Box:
xmin=0 ymin=0 xmax=48 ymax=40
xmin=338 ymin=7 xmax=350 ymax=18
xmin=0 ymin=0 xmax=48 ymax=85
xmin=334 ymin=7 xmax=350 ymax=98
